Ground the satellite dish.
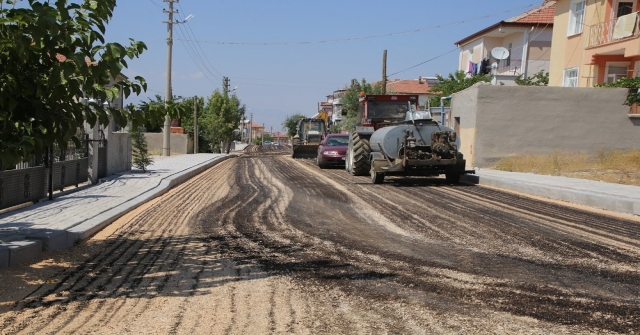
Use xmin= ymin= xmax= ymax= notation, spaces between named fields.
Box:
xmin=491 ymin=47 xmax=510 ymax=60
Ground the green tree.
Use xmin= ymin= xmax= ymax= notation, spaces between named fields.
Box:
xmin=178 ymin=96 xmax=209 ymax=153
xmin=130 ymin=126 xmax=153 ymax=172
xmin=137 ymin=95 xmax=192 ymax=133
xmin=282 ymin=113 xmax=307 ymax=138
xmin=428 ymin=71 xmax=492 ymax=107
xmin=0 ymin=0 xmax=170 ymax=167
xmin=340 ymin=79 xmax=385 ymax=132
xmin=515 ymin=70 xmax=549 ymax=86
xmin=202 ymin=90 xmax=244 ymax=154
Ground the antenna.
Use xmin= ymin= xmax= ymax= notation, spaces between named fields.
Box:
xmin=491 ymin=47 xmax=510 ymax=60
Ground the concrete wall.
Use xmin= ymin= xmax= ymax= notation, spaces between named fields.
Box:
xmin=452 ymin=83 xmax=640 ymax=167
xmin=107 ymin=133 xmax=131 ymax=175
xmin=143 ymin=133 xmax=192 ymax=155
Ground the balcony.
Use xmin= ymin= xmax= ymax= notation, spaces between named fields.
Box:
xmin=494 ymin=59 xmax=523 ymax=76
xmin=586 ymin=12 xmax=640 ymax=49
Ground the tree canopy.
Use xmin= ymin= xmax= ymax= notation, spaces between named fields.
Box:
xmin=282 ymin=113 xmax=307 ymax=138
xmin=340 ymin=79 xmax=385 ymax=132
xmin=428 ymin=71 xmax=492 ymax=107
xmin=206 ymin=91 xmax=245 ymax=153
xmin=515 ymin=70 xmax=549 ymax=86
xmin=0 ymin=0 xmax=172 ymax=166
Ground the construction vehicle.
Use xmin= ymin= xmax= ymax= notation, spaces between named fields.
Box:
xmin=291 ymin=117 xmax=327 ymax=158
xmin=345 ymin=94 xmax=473 ymax=184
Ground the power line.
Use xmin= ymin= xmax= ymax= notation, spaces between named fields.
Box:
xmin=388 ymin=47 xmax=460 ymax=77
xmin=232 ymin=81 xmax=337 ymax=90
xmin=175 ymin=2 xmax=540 ymax=46
xmin=174 ymin=22 xmax=220 ymax=86
xmin=178 ymin=3 xmax=224 ymax=78
xmin=147 ymin=0 xmax=163 ymax=10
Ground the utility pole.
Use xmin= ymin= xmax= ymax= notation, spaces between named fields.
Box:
xmin=162 ymin=0 xmax=193 ymax=156
xmin=382 ymin=49 xmax=387 ymax=94
xmin=223 ymin=76 xmax=230 ymax=96
xmin=193 ymin=95 xmax=198 ymax=154
xmin=162 ymin=0 xmax=177 ymax=156
xmin=261 ymin=123 xmax=264 ymax=145
xmin=249 ymin=113 xmax=253 ymax=143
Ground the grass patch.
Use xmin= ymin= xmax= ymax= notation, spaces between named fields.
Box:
xmin=494 ymin=149 xmax=640 ymax=186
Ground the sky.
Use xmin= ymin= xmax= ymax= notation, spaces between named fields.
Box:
xmin=103 ymin=0 xmax=546 ymax=133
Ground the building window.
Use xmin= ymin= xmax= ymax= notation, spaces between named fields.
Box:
xmin=605 ymin=62 xmax=630 ymax=83
xmin=563 ymin=67 xmax=579 ymax=87
xmin=568 ymin=0 xmax=586 ymax=35
xmin=614 ymin=1 xmax=635 ymax=18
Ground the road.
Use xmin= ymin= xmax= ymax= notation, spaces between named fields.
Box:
xmin=1 ymin=145 xmax=639 ymax=334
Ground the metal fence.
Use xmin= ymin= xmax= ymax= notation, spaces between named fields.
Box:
xmin=0 ymin=139 xmax=91 ymax=210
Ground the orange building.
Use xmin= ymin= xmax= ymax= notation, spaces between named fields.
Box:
xmin=549 ymin=0 xmax=640 ymax=86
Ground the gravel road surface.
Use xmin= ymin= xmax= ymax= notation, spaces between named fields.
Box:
xmin=1 ymin=145 xmax=638 ymax=334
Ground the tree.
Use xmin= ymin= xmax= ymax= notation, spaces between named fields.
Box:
xmin=138 ymin=95 xmax=193 ymax=133
xmin=515 ymin=70 xmax=549 ymax=86
xmin=282 ymin=113 xmax=307 ymax=138
xmin=0 ymin=0 xmax=172 ymax=167
xmin=178 ymin=96 xmax=209 ymax=153
xmin=202 ymin=90 xmax=244 ymax=154
xmin=340 ymin=79 xmax=385 ymax=132
xmin=130 ymin=126 xmax=153 ymax=172
xmin=428 ymin=71 xmax=492 ymax=107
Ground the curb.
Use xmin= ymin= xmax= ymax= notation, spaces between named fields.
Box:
xmin=461 ymin=173 xmax=640 ymax=216
xmin=66 ymin=155 xmax=236 ymax=245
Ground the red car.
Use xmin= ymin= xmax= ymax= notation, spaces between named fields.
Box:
xmin=316 ymin=134 xmax=349 ymax=168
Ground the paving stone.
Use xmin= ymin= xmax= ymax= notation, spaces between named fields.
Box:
xmin=7 ymin=240 xmax=43 ymax=266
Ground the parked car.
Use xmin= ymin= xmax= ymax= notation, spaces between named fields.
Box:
xmin=263 ymin=141 xmax=272 ymax=145
xmin=316 ymin=134 xmax=349 ymax=168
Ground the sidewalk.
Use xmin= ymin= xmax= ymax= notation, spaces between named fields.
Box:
xmin=462 ymin=169 xmax=640 ymax=217
xmin=0 ymin=153 xmax=236 ymax=268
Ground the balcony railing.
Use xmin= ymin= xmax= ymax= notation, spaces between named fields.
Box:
xmin=494 ymin=59 xmax=523 ymax=75
xmin=586 ymin=12 xmax=640 ymax=48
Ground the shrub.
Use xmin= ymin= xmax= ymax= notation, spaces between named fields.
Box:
xmin=130 ymin=127 xmax=153 ymax=172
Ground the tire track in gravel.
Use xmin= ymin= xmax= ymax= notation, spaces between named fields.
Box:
xmin=287 ymin=157 xmax=640 ymax=333
xmin=3 ymin=148 xmax=639 ymax=334
xmin=36 ymin=173 xmax=208 ymax=335
xmin=98 ymin=160 xmax=237 ymax=333
xmin=0 ymin=159 xmax=239 ymax=334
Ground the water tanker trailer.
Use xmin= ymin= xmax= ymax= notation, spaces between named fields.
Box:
xmin=345 ymin=94 xmax=474 ymax=184
xmin=368 ymin=110 xmax=474 ymax=184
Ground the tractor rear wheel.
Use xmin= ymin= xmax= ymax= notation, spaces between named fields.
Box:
xmin=349 ymin=132 xmax=370 ymax=176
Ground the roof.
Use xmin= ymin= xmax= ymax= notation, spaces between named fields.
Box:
xmin=509 ymin=1 xmax=555 ymax=23
xmin=385 ymin=78 xmax=437 ymax=95
xmin=455 ymin=1 xmax=555 ymax=46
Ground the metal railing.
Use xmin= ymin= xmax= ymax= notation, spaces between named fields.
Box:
xmin=586 ymin=12 xmax=640 ymax=48
xmin=1 ymin=139 xmax=88 ymax=171
xmin=494 ymin=59 xmax=523 ymax=75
